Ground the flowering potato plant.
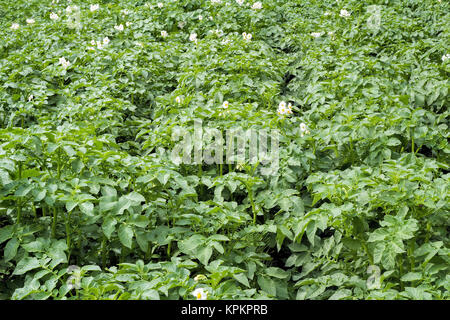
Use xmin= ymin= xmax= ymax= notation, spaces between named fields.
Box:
xmin=0 ymin=0 xmax=448 ymax=300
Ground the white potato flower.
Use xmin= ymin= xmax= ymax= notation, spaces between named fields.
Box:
xmin=11 ymin=23 xmax=20 ymax=30
xmin=442 ymin=54 xmax=450 ymax=62
xmin=178 ymin=21 xmax=185 ymax=29
xmin=242 ymin=32 xmax=252 ymax=41
xmin=222 ymin=101 xmax=229 ymax=109
xmin=103 ymin=37 xmax=110 ymax=45
xmin=192 ymin=288 xmax=208 ymax=300
xmin=300 ymin=123 xmax=310 ymax=136
xmin=189 ymin=33 xmax=198 ymax=43
xmin=50 ymin=12 xmax=59 ymax=20
xmin=251 ymin=1 xmax=262 ymax=9
xmin=311 ymin=32 xmax=321 ymax=38
xmin=90 ymin=4 xmax=99 ymax=12
xmin=28 ymin=95 xmax=34 ymax=102
xmin=287 ymin=102 xmax=293 ymax=114
xmin=340 ymin=9 xmax=350 ymax=17
xmin=300 ymin=123 xmax=307 ymax=132
xmin=59 ymin=57 xmax=71 ymax=69
xmin=198 ymin=15 xmax=203 ymax=21
xmin=157 ymin=2 xmax=163 ymax=8
xmin=161 ymin=30 xmax=168 ymax=37
xmin=126 ymin=21 xmax=132 ymax=27
xmin=176 ymin=96 xmax=182 ymax=104
xmin=26 ymin=18 xmax=35 ymax=24
xmin=90 ymin=39 xmax=96 ymax=46
xmin=236 ymin=0 xmax=244 ymax=5
xmin=277 ymin=101 xmax=289 ymax=115
xmin=114 ymin=24 xmax=124 ymax=31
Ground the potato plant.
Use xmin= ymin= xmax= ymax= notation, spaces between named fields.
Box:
xmin=0 ymin=0 xmax=448 ymax=300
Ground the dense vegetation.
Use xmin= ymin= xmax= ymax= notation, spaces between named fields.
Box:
xmin=0 ymin=0 xmax=448 ymax=300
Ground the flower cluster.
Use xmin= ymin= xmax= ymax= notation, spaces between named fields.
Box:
xmin=300 ymin=123 xmax=310 ymax=137
xmin=59 ymin=57 xmax=71 ymax=69
xmin=114 ymin=24 xmax=124 ymax=31
xmin=88 ymin=37 xmax=110 ymax=51
xmin=339 ymin=9 xmax=351 ymax=17
xmin=90 ymin=4 xmax=99 ymax=12
xmin=11 ymin=23 xmax=19 ymax=30
xmin=189 ymin=33 xmax=198 ymax=43
xmin=277 ymin=101 xmax=293 ymax=115
xmin=251 ymin=2 xmax=262 ymax=9
xmin=242 ymin=32 xmax=252 ymax=41
xmin=50 ymin=12 xmax=59 ymax=20
xmin=161 ymin=30 xmax=168 ymax=38
xmin=442 ymin=54 xmax=450 ymax=62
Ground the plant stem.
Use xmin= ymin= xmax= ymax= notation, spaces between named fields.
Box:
xmin=52 ymin=207 xmax=58 ymax=238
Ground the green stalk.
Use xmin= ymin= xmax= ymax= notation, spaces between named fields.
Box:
xmin=167 ymin=241 xmax=171 ymax=258
xmin=361 ymin=240 xmax=374 ymax=265
xmin=65 ymin=213 xmax=72 ymax=261
xmin=101 ymin=235 xmax=107 ymax=268
xmin=57 ymin=148 xmax=62 ymax=179
xmin=198 ymin=164 xmax=204 ymax=198
xmin=249 ymin=188 xmax=256 ymax=224
xmin=16 ymin=163 xmax=23 ymax=226
xmin=398 ymin=255 xmax=404 ymax=291
xmin=52 ymin=207 xmax=58 ymax=238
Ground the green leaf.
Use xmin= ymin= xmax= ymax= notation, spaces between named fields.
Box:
xmin=265 ymin=267 xmax=290 ymax=279
xmin=129 ymin=215 xmax=149 ymax=228
xmin=118 ymin=224 xmax=134 ymax=249
xmin=13 ymin=257 xmax=41 ymax=275
xmin=257 ymin=276 xmax=276 ymax=296
xmin=4 ymin=237 xmax=19 ymax=261
xmin=195 ymin=246 xmax=213 ymax=265
xmin=0 ymin=225 xmax=14 ymax=244
xmin=401 ymin=272 xmax=422 ymax=282
xmin=209 ymin=234 xmax=230 ymax=241
xmin=79 ymin=202 xmax=94 ymax=215
xmin=102 ymin=217 xmax=117 ymax=239
xmin=233 ymin=273 xmax=250 ymax=288
xmin=126 ymin=192 xmax=146 ymax=203
xmin=306 ymin=221 xmax=316 ymax=246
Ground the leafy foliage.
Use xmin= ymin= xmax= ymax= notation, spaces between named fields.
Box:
xmin=0 ymin=0 xmax=448 ymax=300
